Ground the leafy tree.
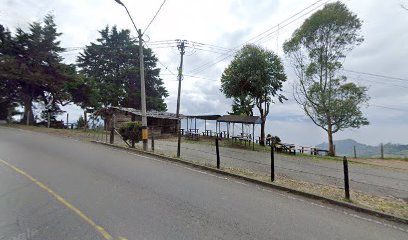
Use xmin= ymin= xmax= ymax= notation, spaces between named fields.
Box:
xmin=0 ymin=15 xmax=82 ymax=124
xmin=228 ymin=96 xmax=254 ymax=116
xmin=283 ymin=1 xmax=369 ymax=156
xmin=77 ymin=26 xmax=168 ymax=111
xmin=76 ymin=115 xmax=86 ymax=128
xmin=0 ymin=25 xmax=19 ymax=120
xmin=221 ymin=44 xmax=287 ymax=145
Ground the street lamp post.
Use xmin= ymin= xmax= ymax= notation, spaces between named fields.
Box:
xmin=114 ymin=0 xmax=148 ymax=150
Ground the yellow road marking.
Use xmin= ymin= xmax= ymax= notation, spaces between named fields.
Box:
xmin=0 ymin=158 xmax=127 ymax=240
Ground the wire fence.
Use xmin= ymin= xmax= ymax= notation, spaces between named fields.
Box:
xmin=86 ymin=129 xmax=408 ymax=201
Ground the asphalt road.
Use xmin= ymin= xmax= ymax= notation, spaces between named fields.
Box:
xmin=0 ymin=126 xmax=407 ymax=240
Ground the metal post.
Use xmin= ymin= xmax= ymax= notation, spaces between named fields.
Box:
xmin=271 ymin=145 xmax=275 ymax=182
xmin=380 ymin=143 xmax=384 ymax=159
xmin=353 ymin=145 xmax=357 ymax=158
xmin=216 ymin=138 xmax=220 ymax=169
xmin=110 ymin=119 xmax=114 ymax=144
xmin=151 ymin=131 xmax=155 ymax=152
xmin=47 ymin=111 xmax=51 ymax=128
xmin=66 ymin=113 xmax=69 ymax=129
xmin=176 ymin=40 xmax=186 ymax=157
xmin=105 ymin=125 xmax=108 ymax=143
xmin=186 ymin=117 xmax=189 ymax=134
xmin=343 ymin=156 xmax=350 ymax=200
xmin=252 ymin=124 xmax=255 ymax=151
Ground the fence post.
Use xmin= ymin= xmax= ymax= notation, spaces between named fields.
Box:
xmin=216 ymin=138 xmax=220 ymax=169
xmin=110 ymin=127 xmax=114 ymax=144
xmin=353 ymin=145 xmax=357 ymax=158
xmin=380 ymin=143 xmax=384 ymax=159
xmin=271 ymin=144 xmax=275 ymax=182
xmin=105 ymin=127 xmax=108 ymax=143
xmin=343 ymin=156 xmax=350 ymax=200
xmin=151 ymin=132 xmax=155 ymax=152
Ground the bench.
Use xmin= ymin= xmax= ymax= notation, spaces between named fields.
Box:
xmin=298 ymin=146 xmax=329 ymax=156
xmin=275 ymin=143 xmax=296 ymax=155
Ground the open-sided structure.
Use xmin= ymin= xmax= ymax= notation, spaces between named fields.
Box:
xmin=95 ymin=106 xmax=184 ymax=136
xmin=216 ymin=115 xmax=262 ymax=150
xmin=186 ymin=115 xmax=221 ymax=135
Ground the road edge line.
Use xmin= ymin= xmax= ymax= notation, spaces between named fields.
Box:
xmin=0 ymin=158 xmax=119 ymax=240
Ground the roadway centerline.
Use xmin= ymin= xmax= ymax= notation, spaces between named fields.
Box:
xmin=0 ymin=158 xmax=127 ymax=240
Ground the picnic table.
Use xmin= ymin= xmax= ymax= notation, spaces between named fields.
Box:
xmin=202 ymin=129 xmax=213 ymax=136
xmin=179 ymin=128 xmax=185 ymax=135
xmin=275 ymin=143 xmax=296 ymax=155
xmin=189 ymin=128 xmax=199 ymax=133
xmin=231 ymin=135 xmax=252 ymax=146
xmin=298 ymin=146 xmax=329 ymax=156
xmin=185 ymin=131 xmax=200 ymax=141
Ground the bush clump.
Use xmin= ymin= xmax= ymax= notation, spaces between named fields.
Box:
xmin=271 ymin=135 xmax=281 ymax=144
xmin=118 ymin=121 xmax=142 ymax=144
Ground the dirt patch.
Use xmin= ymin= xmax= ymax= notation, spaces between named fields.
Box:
xmin=216 ymin=165 xmax=408 ymax=219
xmin=352 ymin=158 xmax=408 ymax=172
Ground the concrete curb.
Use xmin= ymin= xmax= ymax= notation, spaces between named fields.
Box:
xmin=92 ymin=141 xmax=408 ymax=225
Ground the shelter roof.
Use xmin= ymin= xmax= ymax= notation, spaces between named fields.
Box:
xmin=216 ymin=115 xmax=262 ymax=124
xmin=187 ymin=115 xmax=221 ymax=121
xmin=95 ymin=107 xmax=185 ymax=120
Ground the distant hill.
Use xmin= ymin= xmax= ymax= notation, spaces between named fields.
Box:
xmin=316 ymin=139 xmax=408 ymax=158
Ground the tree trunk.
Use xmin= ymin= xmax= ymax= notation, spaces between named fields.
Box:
xmin=83 ymin=110 xmax=88 ymax=129
xmin=22 ymin=95 xmax=34 ymax=125
xmin=260 ymin=117 xmax=266 ymax=146
xmin=327 ymin=123 xmax=335 ymax=156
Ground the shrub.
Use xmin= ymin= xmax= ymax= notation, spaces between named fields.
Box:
xmin=118 ymin=121 xmax=142 ymax=144
xmin=77 ymin=116 xmax=85 ymax=128
xmin=271 ymin=136 xmax=281 ymax=144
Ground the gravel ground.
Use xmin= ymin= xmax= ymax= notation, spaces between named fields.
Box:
xmin=148 ymin=138 xmax=408 ymax=201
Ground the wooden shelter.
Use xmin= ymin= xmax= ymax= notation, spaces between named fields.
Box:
xmin=216 ymin=115 xmax=262 ymax=150
xmin=95 ymin=107 xmax=184 ymax=136
xmin=186 ymin=115 xmax=221 ymax=135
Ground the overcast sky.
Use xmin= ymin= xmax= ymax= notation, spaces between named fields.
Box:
xmin=1 ymin=0 xmax=407 ymax=146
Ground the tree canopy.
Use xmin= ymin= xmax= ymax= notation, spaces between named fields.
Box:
xmin=283 ymin=1 xmax=369 ymax=156
xmin=221 ymin=44 xmax=287 ymax=145
xmin=77 ymin=26 xmax=168 ymax=111
xmin=0 ymin=15 xmax=87 ymax=124
xmin=228 ymin=96 xmax=254 ymax=116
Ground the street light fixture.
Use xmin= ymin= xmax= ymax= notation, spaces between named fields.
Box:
xmin=114 ymin=0 xmax=148 ymax=151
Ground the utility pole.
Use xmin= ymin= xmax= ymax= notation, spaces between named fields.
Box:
xmin=176 ymin=40 xmax=187 ymax=157
xmin=139 ymin=29 xmax=148 ymax=151
xmin=114 ymin=0 xmax=148 ymax=151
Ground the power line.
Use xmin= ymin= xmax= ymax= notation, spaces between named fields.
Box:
xmin=144 ymin=42 xmax=177 ymax=76
xmin=143 ymin=0 xmax=167 ymax=35
xmin=188 ymin=0 xmax=330 ymax=75
xmin=254 ymin=0 xmax=330 ymax=46
xmin=249 ymin=0 xmax=329 ymax=46
xmin=347 ymin=76 xmax=408 ymax=89
xmin=343 ymin=69 xmax=408 ymax=82
xmin=370 ymin=104 xmax=408 ymax=112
